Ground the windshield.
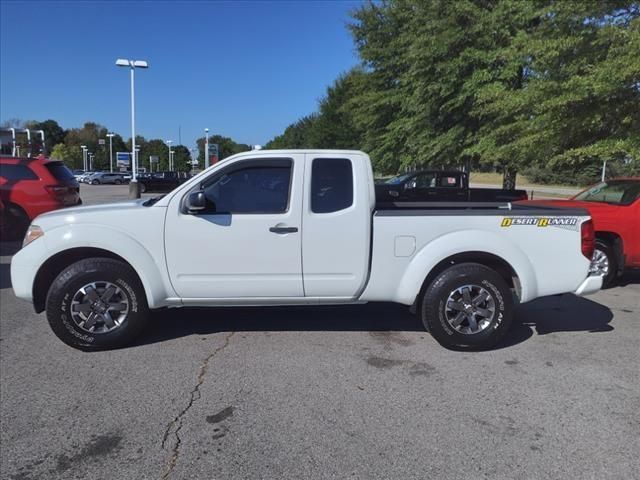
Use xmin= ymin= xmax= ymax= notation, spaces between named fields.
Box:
xmin=385 ymin=173 xmax=414 ymax=185
xmin=573 ymin=180 xmax=640 ymax=205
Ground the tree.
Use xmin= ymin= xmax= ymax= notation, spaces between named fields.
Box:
xmin=172 ymin=145 xmax=192 ymax=172
xmin=468 ymin=1 xmax=640 ymax=187
xmin=195 ymin=134 xmax=250 ymax=164
xmin=64 ymin=122 xmax=111 ymax=170
xmin=266 ymin=115 xmax=319 ymax=149
xmin=346 ymin=0 xmax=640 ymax=186
xmin=50 ymin=143 xmax=84 ymax=169
xmin=25 ymin=119 xmax=66 ymax=154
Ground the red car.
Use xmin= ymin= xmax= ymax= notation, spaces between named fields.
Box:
xmin=0 ymin=155 xmax=81 ymax=241
xmin=523 ymin=178 xmax=640 ymax=286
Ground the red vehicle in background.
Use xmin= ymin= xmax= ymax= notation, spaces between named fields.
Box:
xmin=0 ymin=155 xmax=81 ymax=241
xmin=523 ymin=178 xmax=640 ymax=287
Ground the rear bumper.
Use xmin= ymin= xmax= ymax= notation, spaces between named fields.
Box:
xmin=574 ymin=275 xmax=603 ymax=296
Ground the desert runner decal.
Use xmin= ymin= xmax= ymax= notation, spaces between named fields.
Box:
xmin=501 ymin=217 xmax=579 ymax=228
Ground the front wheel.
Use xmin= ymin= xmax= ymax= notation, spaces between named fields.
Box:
xmin=421 ymin=263 xmax=514 ymax=350
xmin=91 ymin=180 xmax=99 ymax=185
xmin=139 ymin=183 xmax=147 ymax=193
xmin=114 ymin=179 xmax=122 ymax=185
xmin=45 ymin=258 xmax=149 ymax=350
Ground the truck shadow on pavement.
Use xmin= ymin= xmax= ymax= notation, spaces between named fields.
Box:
xmin=136 ymin=294 xmax=613 ymax=350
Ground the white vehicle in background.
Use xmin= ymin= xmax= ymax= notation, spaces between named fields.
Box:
xmin=78 ymin=171 xmax=97 ymax=183
xmin=11 ymin=150 xmax=602 ymax=350
xmin=88 ymin=172 xmax=128 ymax=185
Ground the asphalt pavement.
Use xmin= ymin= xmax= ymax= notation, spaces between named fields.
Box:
xmin=1 ymin=184 xmax=638 ymax=480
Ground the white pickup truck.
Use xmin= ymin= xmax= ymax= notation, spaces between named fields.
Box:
xmin=11 ymin=150 xmax=602 ymax=350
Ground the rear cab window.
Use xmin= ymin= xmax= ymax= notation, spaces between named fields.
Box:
xmin=311 ymin=158 xmax=353 ymax=213
xmin=437 ymin=174 xmax=462 ymax=188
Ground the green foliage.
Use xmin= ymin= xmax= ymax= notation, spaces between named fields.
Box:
xmin=266 ymin=69 xmax=366 ymax=151
xmin=172 ymin=145 xmax=192 ymax=172
xmin=266 ymin=0 xmax=640 ymax=186
xmin=25 ymin=119 xmax=66 ymax=154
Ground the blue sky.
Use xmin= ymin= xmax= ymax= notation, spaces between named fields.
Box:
xmin=0 ymin=0 xmax=362 ymax=148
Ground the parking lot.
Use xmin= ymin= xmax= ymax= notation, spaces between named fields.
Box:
xmin=1 ymin=184 xmax=639 ymax=480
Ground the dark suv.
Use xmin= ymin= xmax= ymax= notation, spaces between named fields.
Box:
xmin=0 ymin=155 xmax=81 ymax=240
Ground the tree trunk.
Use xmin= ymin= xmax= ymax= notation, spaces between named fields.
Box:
xmin=503 ymin=167 xmax=517 ymax=190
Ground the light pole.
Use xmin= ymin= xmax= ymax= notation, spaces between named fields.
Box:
xmin=204 ymin=128 xmax=209 ymax=169
xmin=165 ymin=140 xmax=173 ymax=171
xmin=88 ymin=153 xmax=94 ymax=170
xmin=81 ymin=145 xmax=87 ymax=171
xmin=106 ymin=133 xmax=115 ymax=172
xmin=116 ymin=58 xmax=149 ymax=198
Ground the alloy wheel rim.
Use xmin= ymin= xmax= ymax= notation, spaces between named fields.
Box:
xmin=444 ymin=284 xmax=496 ymax=335
xmin=590 ymin=249 xmax=609 ymax=276
xmin=70 ymin=281 xmax=129 ymax=334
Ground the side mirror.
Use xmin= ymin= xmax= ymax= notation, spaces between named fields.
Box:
xmin=185 ymin=191 xmax=208 ymax=213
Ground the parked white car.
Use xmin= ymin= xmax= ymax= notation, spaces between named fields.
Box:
xmin=88 ymin=172 xmax=128 ymax=185
xmin=11 ymin=150 xmax=601 ymax=350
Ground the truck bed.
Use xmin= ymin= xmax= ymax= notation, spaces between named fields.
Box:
xmin=375 ymin=201 xmax=588 ymax=216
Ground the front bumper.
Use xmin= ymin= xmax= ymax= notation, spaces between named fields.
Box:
xmin=574 ymin=275 xmax=603 ymax=296
xmin=10 ymin=238 xmax=48 ymax=303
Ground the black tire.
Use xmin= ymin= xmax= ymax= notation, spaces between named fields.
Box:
xmin=421 ymin=263 xmax=514 ymax=350
xmin=593 ymin=239 xmax=618 ymax=288
xmin=45 ymin=258 xmax=149 ymax=350
xmin=114 ymin=179 xmax=122 ymax=185
xmin=91 ymin=179 xmax=100 ymax=185
xmin=139 ymin=183 xmax=147 ymax=193
xmin=1 ymin=203 xmax=30 ymax=241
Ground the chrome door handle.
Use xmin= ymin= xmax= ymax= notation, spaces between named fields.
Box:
xmin=269 ymin=226 xmax=298 ymax=234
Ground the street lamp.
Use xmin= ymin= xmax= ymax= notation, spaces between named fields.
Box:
xmin=106 ymin=133 xmax=115 ymax=172
xmin=88 ymin=152 xmax=94 ymax=171
xmin=116 ymin=58 xmax=149 ymax=198
xmin=81 ymin=145 xmax=87 ymax=171
xmin=204 ymin=128 xmax=210 ymax=169
xmin=165 ymin=140 xmax=173 ymax=171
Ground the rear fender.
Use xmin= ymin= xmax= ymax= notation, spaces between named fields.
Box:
xmin=396 ymin=229 xmax=537 ymax=304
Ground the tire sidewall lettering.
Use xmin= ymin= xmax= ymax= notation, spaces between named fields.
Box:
xmin=116 ymin=278 xmax=137 ymax=313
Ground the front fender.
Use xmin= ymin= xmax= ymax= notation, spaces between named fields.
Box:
xmin=37 ymin=224 xmax=176 ymax=309
xmin=395 ymin=229 xmax=538 ymax=305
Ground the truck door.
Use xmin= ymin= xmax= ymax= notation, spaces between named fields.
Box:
xmin=164 ymin=155 xmax=304 ymax=298
xmin=302 ymin=154 xmax=372 ymax=298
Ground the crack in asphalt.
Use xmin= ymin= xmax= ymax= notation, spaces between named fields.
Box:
xmin=160 ymin=331 xmax=235 ymax=480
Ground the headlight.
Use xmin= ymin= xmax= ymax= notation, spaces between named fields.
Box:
xmin=23 ymin=225 xmax=44 ymax=247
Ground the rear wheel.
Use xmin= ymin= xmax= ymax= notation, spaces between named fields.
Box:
xmin=45 ymin=258 xmax=149 ymax=350
xmin=91 ymin=179 xmax=100 ymax=185
xmin=591 ymin=239 xmax=617 ymax=288
xmin=421 ymin=263 xmax=514 ymax=350
xmin=139 ymin=183 xmax=147 ymax=193
xmin=1 ymin=203 xmax=30 ymax=241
